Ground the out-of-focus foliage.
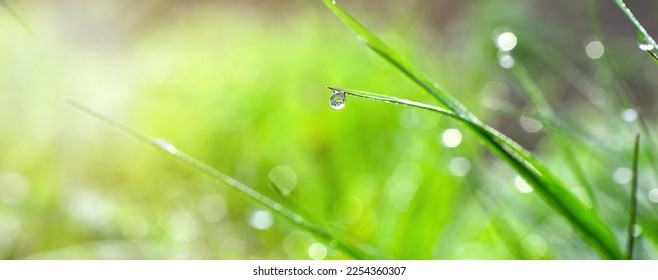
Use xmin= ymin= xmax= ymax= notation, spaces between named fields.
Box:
xmin=1 ymin=0 xmax=658 ymax=259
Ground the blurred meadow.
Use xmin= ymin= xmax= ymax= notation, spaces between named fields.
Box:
xmin=1 ymin=0 xmax=658 ymax=259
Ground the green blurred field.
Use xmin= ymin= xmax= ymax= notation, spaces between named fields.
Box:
xmin=1 ymin=0 xmax=658 ymax=259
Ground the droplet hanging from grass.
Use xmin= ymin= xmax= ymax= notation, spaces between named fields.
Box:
xmin=495 ymin=31 xmax=517 ymax=52
xmin=621 ymin=108 xmax=638 ymax=122
xmin=636 ymin=33 xmax=658 ymax=62
xmin=155 ymin=139 xmax=177 ymax=154
xmin=585 ymin=39 xmax=605 ymax=60
xmin=494 ymin=30 xmax=517 ymax=69
xmin=329 ymin=89 xmax=346 ymax=110
xmin=638 ymin=38 xmax=655 ymax=51
xmin=498 ymin=52 xmax=515 ymax=69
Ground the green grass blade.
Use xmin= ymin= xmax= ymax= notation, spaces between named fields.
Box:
xmin=328 ymin=85 xmax=624 ymax=259
xmin=321 ymin=0 xmax=623 ymax=259
xmin=627 ymin=133 xmax=640 ymax=260
xmin=319 ymin=0 xmax=465 ymax=114
xmin=612 ymin=0 xmax=658 ymax=62
xmin=509 ymin=63 xmax=555 ymax=118
xmin=0 ymin=1 xmax=34 ymax=36
xmin=65 ymin=98 xmax=377 ymax=260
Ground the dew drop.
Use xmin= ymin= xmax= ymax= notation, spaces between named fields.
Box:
xmin=441 ymin=128 xmax=462 ymax=148
xmin=514 ymin=175 xmax=533 ymax=193
xmin=649 ymin=188 xmax=658 ymax=203
xmin=613 ymin=167 xmax=632 ymax=185
xmin=332 ymin=0 xmax=336 ymax=4
xmin=449 ymin=157 xmax=471 ymax=177
xmin=639 ymin=40 xmax=655 ymax=51
xmin=329 ymin=90 xmax=346 ymax=110
xmin=498 ymin=52 xmax=515 ymax=69
xmin=632 ymin=224 xmax=643 ymax=237
xmin=248 ymin=210 xmax=273 ymax=230
xmin=520 ymin=234 xmax=548 ymax=259
xmin=585 ymin=40 xmax=604 ymax=59
xmin=268 ymin=165 xmax=298 ymax=196
xmin=495 ymin=32 xmax=517 ymax=52
xmin=308 ymin=242 xmax=327 ymax=260
xmin=198 ymin=194 xmax=228 ymax=222
xmin=621 ymin=108 xmax=638 ymax=122
xmin=155 ymin=139 xmax=177 ymax=154
xmin=520 ymin=116 xmax=543 ymax=133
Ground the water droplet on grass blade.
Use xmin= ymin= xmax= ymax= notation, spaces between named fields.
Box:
xmin=621 ymin=108 xmax=638 ymax=122
xmin=520 ymin=116 xmax=543 ymax=133
xmin=441 ymin=128 xmax=462 ymax=148
xmin=613 ymin=167 xmax=632 ymax=184
xmin=449 ymin=157 xmax=471 ymax=177
xmin=495 ymin=32 xmax=517 ymax=52
xmin=648 ymin=188 xmax=658 ymax=203
xmin=248 ymin=210 xmax=273 ymax=230
xmin=498 ymin=52 xmax=514 ymax=69
xmin=514 ymin=175 xmax=533 ymax=193
xmin=632 ymin=224 xmax=643 ymax=237
xmin=308 ymin=242 xmax=327 ymax=260
xmin=639 ymin=40 xmax=655 ymax=51
xmin=585 ymin=40 xmax=604 ymax=59
xmin=155 ymin=139 xmax=177 ymax=154
xmin=329 ymin=89 xmax=346 ymax=110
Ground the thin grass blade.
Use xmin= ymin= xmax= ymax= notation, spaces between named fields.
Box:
xmin=327 ymin=84 xmax=624 ymax=259
xmin=627 ymin=133 xmax=640 ymax=259
xmin=321 ymin=0 xmax=623 ymax=259
xmin=65 ymin=98 xmax=377 ymax=260
xmin=612 ymin=0 xmax=658 ymax=62
xmin=1 ymin=1 xmax=34 ymax=36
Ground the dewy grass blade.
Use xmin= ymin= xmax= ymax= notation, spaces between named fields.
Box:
xmin=0 ymin=1 xmax=34 ymax=36
xmin=627 ymin=133 xmax=640 ymax=260
xmin=612 ymin=0 xmax=658 ymax=62
xmin=322 ymin=0 xmax=624 ymax=258
xmin=330 ymin=88 xmax=624 ymax=260
xmin=65 ymin=98 xmax=377 ymax=260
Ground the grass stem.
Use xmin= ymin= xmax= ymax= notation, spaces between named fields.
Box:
xmin=627 ymin=133 xmax=640 ymax=260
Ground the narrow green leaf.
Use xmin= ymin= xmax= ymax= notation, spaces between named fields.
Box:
xmin=627 ymin=133 xmax=640 ymax=259
xmin=65 ymin=98 xmax=377 ymax=260
xmin=326 ymin=85 xmax=623 ymax=259
xmin=612 ymin=0 xmax=658 ymax=63
xmin=0 ymin=1 xmax=34 ymax=36
xmin=321 ymin=0 xmax=623 ymax=259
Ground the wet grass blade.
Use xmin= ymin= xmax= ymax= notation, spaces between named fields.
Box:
xmin=321 ymin=0 xmax=623 ymax=259
xmin=327 ymin=87 xmax=623 ymax=259
xmin=612 ymin=0 xmax=658 ymax=62
xmin=330 ymin=87 xmax=624 ymax=259
xmin=65 ymin=98 xmax=377 ymax=260
xmin=0 ymin=1 xmax=34 ymax=36
xmin=627 ymin=133 xmax=640 ymax=259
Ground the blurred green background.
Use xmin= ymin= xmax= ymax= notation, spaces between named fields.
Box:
xmin=1 ymin=0 xmax=658 ymax=259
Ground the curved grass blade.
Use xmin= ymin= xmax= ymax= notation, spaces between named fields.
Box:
xmin=328 ymin=85 xmax=625 ymax=259
xmin=612 ymin=0 xmax=658 ymax=62
xmin=321 ymin=0 xmax=623 ymax=259
xmin=627 ymin=133 xmax=640 ymax=259
xmin=0 ymin=1 xmax=34 ymax=36
xmin=65 ymin=98 xmax=377 ymax=260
